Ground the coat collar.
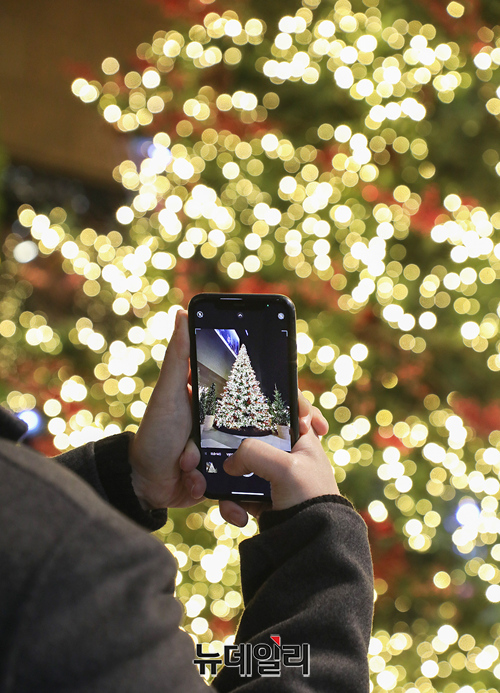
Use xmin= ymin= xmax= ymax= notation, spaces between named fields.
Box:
xmin=0 ymin=406 xmax=29 ymax=441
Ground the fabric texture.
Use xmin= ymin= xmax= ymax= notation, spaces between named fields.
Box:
xmin=0 ymin=405 xmax=373 ymax=692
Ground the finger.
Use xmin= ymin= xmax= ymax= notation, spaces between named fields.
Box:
xmin=179 ymin=439 xmax=201 ymax=472
xmin=297 ymin=392 xmax=329 ymax=437
xmin=219 ymin=500 xmax=248 ymax=527
xmin=298 ymin=391 xmax=313 ymax=436
xmin=184 ymin=468 xmax=206 ymax=500
xmin=298 ymin=390 xmax=312 ymax=418
xmin=311 ymin=406 xmax=329 ymax=436
xmin=299 ymin=412 xmax=312 ymax=436
xmin=224 ymin=438 xmax=291 ymax=484
xmin=153 ymin=310 xmax=190 ymax=405
xmin=240 ymin=500 xmax=271 ymax=521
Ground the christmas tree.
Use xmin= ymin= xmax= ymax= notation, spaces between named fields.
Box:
xmin=206 ymin=382 xmax=217 ymax=417
xmin=4 ymin=0 xmax=500 ymax=688
xmin=214 ymin=344 xmax=272 ymax=431
xmin=199 ymin=385 xmax=208 ymax=422
xmin=270 ymin=384 xmax=290 ymax=428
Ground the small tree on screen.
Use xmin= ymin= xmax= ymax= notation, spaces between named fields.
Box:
xmin=270 ymin=385 xmax=290 ymax=428
xmin=198 ymin=386 xmax=208 ymax=423
xmin=205 ymin=382 xmax=217 ymax=416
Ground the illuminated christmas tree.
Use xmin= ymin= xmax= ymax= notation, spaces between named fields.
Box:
xmin=214 ymin=344 xmax=272 ymax=431
xmin=4 ymin=0 xmax=500 ymax=688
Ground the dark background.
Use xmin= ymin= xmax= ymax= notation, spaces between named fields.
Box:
xmin=0 ymin=0 xmax=167 ymax=223
xmin=0 ymin=0 xmax=165 ymax=185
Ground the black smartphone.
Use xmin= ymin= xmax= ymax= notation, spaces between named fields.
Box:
xmin=188 ymin=293 xmax=299 ymax=502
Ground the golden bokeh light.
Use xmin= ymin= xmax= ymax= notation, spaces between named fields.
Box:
xmin=4 ymin=1 xmax=500 ymax=689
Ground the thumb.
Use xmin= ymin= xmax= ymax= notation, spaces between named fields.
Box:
xmin=224 ymin=438 xmax=291 ymax=484
xmin=152 ymin=309 xmax=190 ymax=405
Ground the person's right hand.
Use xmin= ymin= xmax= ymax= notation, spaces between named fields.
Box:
xmin=219 ymin=415 xmax=339 ymax=527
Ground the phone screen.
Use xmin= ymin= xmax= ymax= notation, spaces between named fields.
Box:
xmin=189 ymin=294 xmax=298 ymax=501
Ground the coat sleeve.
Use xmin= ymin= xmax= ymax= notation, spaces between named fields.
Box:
xmin=213 ymin=496 xmax=374 ymax=693
xmin=54 ymin=431 xmax=168 ymax=531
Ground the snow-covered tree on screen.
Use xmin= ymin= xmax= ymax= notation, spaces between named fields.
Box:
xmin=214 ymin=344 xmax=272 ymax=431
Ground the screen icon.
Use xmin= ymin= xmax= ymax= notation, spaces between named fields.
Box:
xmin=278 ymin=312 xmax=285 ymax=320
xmin=197 ymin=311 xmax=204 ymax=318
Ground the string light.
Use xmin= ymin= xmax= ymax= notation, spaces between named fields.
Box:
xmin=4 ymin=0 xmax=500 ymax=688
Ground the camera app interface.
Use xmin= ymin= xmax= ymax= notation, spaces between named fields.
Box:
xmin=194 ymin=299 xmax=294 ymax=497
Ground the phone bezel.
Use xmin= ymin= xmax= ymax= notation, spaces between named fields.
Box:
xmin=188 ymin=293 xmax=299 ymax=502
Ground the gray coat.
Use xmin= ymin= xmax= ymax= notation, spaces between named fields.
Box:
xmin=0 ymin=407 xmax=373 ymax=691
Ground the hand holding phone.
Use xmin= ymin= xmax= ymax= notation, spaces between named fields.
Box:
xmin=130 ymin=309 xmax=206 ymax=510
xmin=218 ymin=392 xmax=332 ymax=526
xmin=221 ymin=419 xmax=339 ymax=522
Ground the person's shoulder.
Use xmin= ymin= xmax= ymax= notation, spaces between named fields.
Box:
xmin=0 ymin=438 xmax=175 ymax=595
xmin=0 ymin=438 xmax=151 ymax=547
xmin=0 ymin=439 xmax=178 ymax=672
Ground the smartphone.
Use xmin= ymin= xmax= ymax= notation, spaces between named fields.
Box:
xmin=188 ymin=293 xmax=299 ymax=501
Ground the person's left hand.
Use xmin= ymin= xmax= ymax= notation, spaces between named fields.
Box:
xmin=218 ymin=393 xmax=330 ymax=527
xmin=128 ymin=309 xmax=205 ymax=509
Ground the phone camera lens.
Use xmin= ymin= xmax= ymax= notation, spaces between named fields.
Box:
xmin=197 ymin=311 xmax=204 ymax=318
xmin=278 ymin=312 xmax=285 ymax=320
xmin=237 ymin=312 xmax=244 ymax=318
